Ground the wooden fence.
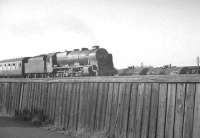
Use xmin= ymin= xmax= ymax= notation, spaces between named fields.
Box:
xmin=0 ymin=75 xmax=200 ymax=138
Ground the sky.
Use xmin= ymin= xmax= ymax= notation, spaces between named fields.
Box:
xmin=0 ymin=0 xmax=200 ymax=68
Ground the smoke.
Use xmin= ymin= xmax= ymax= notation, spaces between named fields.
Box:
xmin=10 ymin=14 xmax=96 ymax=41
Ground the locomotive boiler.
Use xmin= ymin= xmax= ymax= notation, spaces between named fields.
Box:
xmin=54 ymin=46 xmax=116 ymax=77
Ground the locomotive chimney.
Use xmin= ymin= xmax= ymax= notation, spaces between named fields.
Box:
xmin=92 ymin=46 xmax=99 ymax=49
xmin=73 ymin=49 xmax=79 ymax=51
xmin=81 ymin=48 xmax=89 ymax=51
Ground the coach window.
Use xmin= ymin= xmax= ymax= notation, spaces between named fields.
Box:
xmin=12 ymin=63 xmax=15 ymax=70
xmin=8 ymin=64 xmax=11 ymax=70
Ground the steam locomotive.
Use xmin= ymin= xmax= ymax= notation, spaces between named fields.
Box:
xmin=0 ymin=46 xmax=117 ymax=78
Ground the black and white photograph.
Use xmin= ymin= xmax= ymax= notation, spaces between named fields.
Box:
xmin=0 ymin=0 xmax=200 ymax=138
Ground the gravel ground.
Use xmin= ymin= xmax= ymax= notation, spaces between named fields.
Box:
xmin=0 ymin=116 xmax=71 ymax=138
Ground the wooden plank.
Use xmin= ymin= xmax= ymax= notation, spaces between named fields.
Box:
xmin=174 ymin=83 xmax=186 ymax=138
xmin=121 ymin=83 xmax=132 ymax=138
xmin=156 ymin=83 xmax=167 ymax=138
xmin=16 ymin=83 xmax=22 ymax=112
xmin=90 ymin=82 xmax=99 ymax=131
xmin=12 ymin=83 xmax=18 ymax=112
xmin=68 ymin=83 xmax=77 ymax=131
xmin=12 ymin=83 xmax=18 ymax=114
xmin=100 ymin=83 xmax=109 ymax=131
xmin=10 ymin=83 xmax=14 ymax=114
xmin=60 ymin=83 xmax=67 ymax=129
xmin=57 ymin=83 xmax=64 ymax=129
xmin=52 ymin=83 xmax=59 ymax=122
xmin=43 ymin=82 xmax=48 ymax=115
xmin=114 ymin=83 xmax=125 ymax=137
xmin=104 ymin=83 xmax=114 ymax=132
xmin=64 ymin=83 xmax=73 ymax=129
xmin=34 ymin=83 xmax=38 ymax=110
xmin=183 ymin=84 xmax=195 ymax=138
xmin=85 ymin=82 xmax=94 ymax=131
xmin=27 ymin=83 xmax=32 ymax=111
xmin=95 ymin=82 xmax=104 ymax=130
xmin=127 ymin=83 xmax=138 ymax=138
xmin=0 ymin=83 xmax=2 ymax=105
xmin=74 ymin=83 xmax=80 ymax=131
xmin=135 ymin=83 xmax=145 ymax=138
xmin=45 ymin=83 xmax=51 ymax=118
xmin=148 ymin=83 xmax=159 ymax=138
xmin=40 ymin=83 xmax=46 ymax=111
xmin=59 ymin=83 xmax=65 ymax=129
xmin=77 ymin=82 xmax=85 ymax=131
xmin=54 ymin=83 xmax=62 ymax=128
xmin=32 ymin=83 xmax=36 ymax=112
xmin=107 ymin=82 xmax=120 ymax=136
xmin=37 ymin=83 xmax=42 ymax=110
xmin=141 ymin=83 xmax=152 ymax=138
xmin=165 ymin=83 xmax=176 ymax=138
xmin=19 ymin=83 xmax=24 ymax=113
xmin=5 ymin=83 xmax=11 ymax=113
xmin=193 ymin=83 xmax=200 ymax=138
xmin=49 ymin=83 xmax=55 ymax=121
xmin=22 ymin=83 xmax=28 ymax=111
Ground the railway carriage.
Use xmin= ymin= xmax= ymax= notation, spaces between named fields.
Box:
xmin=0 ymin=58 xmax=29 ymax=77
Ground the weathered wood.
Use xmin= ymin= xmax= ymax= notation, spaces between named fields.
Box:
xmin=127 ymin=83 xmax=138 ymax=138
xmin=174 ymin=83 xmax=186 ymax=138
xmin=54 ymin=83 xmax=62 ymax=128
xmin=52 ymin=83 xmax=58 ymax=122
xmin=114 ymin=83 xmax=126 ymax=138
xmin=95 ymin=82 xmax=106 ymax=131
xmin=141 ymin=83 xmax=152 ymax=138
xmin=101 ymin=83 xmax=109 ymax=131
xmin=86 ymin=83 xmax=95 ymax=131
xmin=77 ymin=82 xmax=86 ymax=131
xmin=68 ymin=83 xmax=80 ymax=131
xmin=156 ymin=83 xmax=167 ymax=138
xmin=64 ymin=83 xmax=73 ymax=129
xmin=108 ymin=83 xmax=120 ymax=136
xmin=135 ymin=83 xmax=145 ymax=138
xmin=193 ymin=83 xmax=200 ymax=138
xmin=121 ymin=83 xmax=132 ymax=138
xmin=183 ymin=84 xmax=195 ymax=138
xmin=1 ymin=76 xmax=200 ymax=138
xmin=104 ymin=83 xmax=114 ymax=132
xmin=45 ymin=83 xmax=51 ymax=118
xmin=148 ymin=83 xmax=159 ymax=138
xmin=165 ymin=84 xmax=176 ymax=138
xmin=90 ymin=82 xmax=99 ymax=131
xmin=61 ymin=83 xmax=68 ymax=129
xmin=49 ymin=83 xmax=55 ymax=121
xmin=59 ymin=83 xmax=65 ymax=129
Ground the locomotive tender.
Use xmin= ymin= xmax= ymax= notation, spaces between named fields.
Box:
xmin=0 ymin=46 xmax=116 ymax=78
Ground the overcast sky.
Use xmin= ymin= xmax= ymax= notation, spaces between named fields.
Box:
xmin=0 ymin=0 xmax=200 ymax=68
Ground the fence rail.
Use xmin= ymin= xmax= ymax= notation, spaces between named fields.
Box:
xmin=0 ymin=75 xmax=200 ymax=138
